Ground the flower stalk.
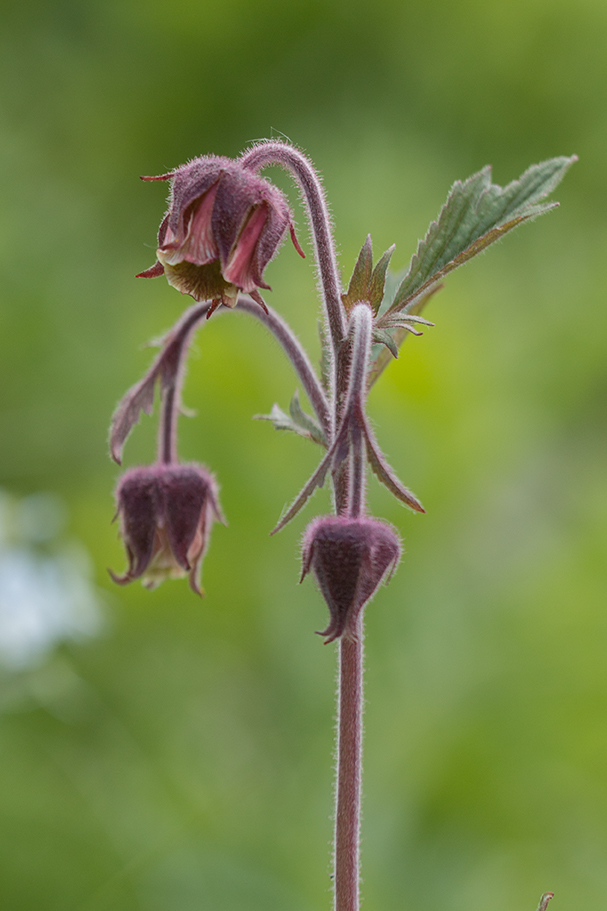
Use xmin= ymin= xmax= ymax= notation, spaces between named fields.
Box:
xmin=111 ymin=140 xmax=572 ymax=911
xmin=240 ymin=141 xmax=347 ymax=374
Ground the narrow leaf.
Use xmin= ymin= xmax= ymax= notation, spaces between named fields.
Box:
xmin=372 ymin=328 xmax=399 ymax=359
xmin=271 ymin=444 xmax=336 ymax=534
xmin=363 ymin=418 xmax=425 ymax=512
xmin=109 ymin=373 xmax=157 ymax=465
xmin=390 ymin=155 xmax=577 ymax=313
xmin=342 ymin=235 xmax=373 ymax=314
xmin=368 ymin=244 xmax=395 ymax=314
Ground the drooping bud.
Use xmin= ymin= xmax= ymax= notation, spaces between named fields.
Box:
xmin=301 ymin=516 xmax=401 ymax=643
xmin=138 ymin=155 xmax=303 ymax=314
xmin=110 ymin=463 xmax=223 ymax=595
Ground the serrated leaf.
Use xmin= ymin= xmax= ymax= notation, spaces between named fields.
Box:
xmin=255 ymin=403 xmax=312 ymax=440
xmin=256 ymin=394 xmax=327 ymax=447
xmin=255 ymin=403 xmax=300 ymax=432
xmin=368 ymin=244 xmax=395 ymax=313
xmin=342 ymin=234 xmax=373 ymax=314
xmin=389 ymin=156 xmax=576 ymax=313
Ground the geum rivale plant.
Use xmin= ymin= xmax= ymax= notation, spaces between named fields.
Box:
xmin=109 ymin=142 xmax=575 ymax=911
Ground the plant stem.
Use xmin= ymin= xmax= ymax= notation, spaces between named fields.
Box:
xmin=240 ymin=142 xmax=346 ymax=363
xmin=334 ymin=616 xmax=364 ymax=911
xmin=158 ymin=381 xmax=178 ymax=463
xmin=155 ymin=301 xmax=211 ymax=465
xmin=343 ymin=304 xmax=373 ymax=517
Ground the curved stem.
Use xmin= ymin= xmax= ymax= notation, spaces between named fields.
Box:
xmin=155 ymin=301 xmax=210 ymax=465
xmin=334 ymin=616 xmax=364 ymax=911
xmin=240 ymin=142 xmax=346 ymax=359
xmin=236 ymin=295 xmax=333 ymax=441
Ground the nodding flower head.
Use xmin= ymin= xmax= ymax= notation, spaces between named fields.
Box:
xmin=138 ymin=155 xmax=303 ymax=314
xmin=301 ymin=516 xmax=401 ymax=643
xmin=110 ymin=463 xmax=223 ymax=595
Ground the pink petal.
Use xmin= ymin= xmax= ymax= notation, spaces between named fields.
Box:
xmin=224 ymin=204 xmax=268 ymax=291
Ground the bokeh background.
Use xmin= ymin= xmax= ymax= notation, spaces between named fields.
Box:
xmin=0 ymin=0 xmax=605 ymax=909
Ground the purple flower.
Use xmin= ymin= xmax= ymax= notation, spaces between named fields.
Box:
xmin=109 ymin=463 xmax=223 ymax=595
xmin=301 ymin=516 xmax=401 ymax=643
xmin=138 ymin=156 xmax=304 ymax=314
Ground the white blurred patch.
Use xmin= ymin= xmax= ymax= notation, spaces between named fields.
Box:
xmin=0 ymin=490 xmax=102 ymax=670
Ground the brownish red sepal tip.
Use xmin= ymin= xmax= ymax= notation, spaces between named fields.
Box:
xmin=206 ymin=299 xmax=222 ymax=320
xmin=249 ymin=289 xmax=269 ymax=313
xmin=140 ymin=173 xmax=174 ymax=181
xmin=290 ymin=224 xmax=306 ymax=258
xmin=136 ymin=262 xmax=165 ymax=279
xmin=107 ymin=568 xmax=129 ymax=586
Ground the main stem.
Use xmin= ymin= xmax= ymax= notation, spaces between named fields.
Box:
xmin=333 ymin=304 xmax=373 ymax=910
xmin=335 ymin=617 xmax=364 ymax=911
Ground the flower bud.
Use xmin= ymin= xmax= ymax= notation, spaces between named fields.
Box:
xmin=110 ymin=463 xmax=222 ymax=595
xmin=138 ymin=155 xmax=303 ymax=313
xmin=301 ymin=516 xmax=401 ymax=643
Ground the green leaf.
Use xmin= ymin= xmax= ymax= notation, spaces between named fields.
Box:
xmin=255 ymin=392 xmax=327 ymax=447
xmin=342 ymin=236 xmax=395 ymax=315
xmin=389 ymin=155 xmax=577 ymax=313
xmin=372 ymin=327 xmax=399 ymax=359
xmin=342 ymin=234 xmax=373 ymax=314
xmin=288 ymin=389 xmax=327 ymax=445
xmin=368 ymin=244 xmax=395 ymax=314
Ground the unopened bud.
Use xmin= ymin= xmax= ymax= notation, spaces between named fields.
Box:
xmin=301 ymin=516 xmax=401 ymax=643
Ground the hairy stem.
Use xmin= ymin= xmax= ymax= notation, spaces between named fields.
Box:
xmin=158 ymin=382 xmax=178 ymax=463
xmin=240 ymin=142 xmax=346 ymax=363
xmin=334 ymin=617 xmax=364 ymax=911
xmin=156 ymin=301 xmax=210 ymax=464
xmin=344 ymin=304 xmax=373 ymax=517
xmin=236 ymin=295 xmax=333 ymax=441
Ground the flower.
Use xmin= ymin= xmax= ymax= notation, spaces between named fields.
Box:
xmin=301 ymin=516 xmax=401 ymax=643
xmin=109 ymin=463 xmax=223 ymax=595
xmin=137 ymin=155 xmax=304 ymax=316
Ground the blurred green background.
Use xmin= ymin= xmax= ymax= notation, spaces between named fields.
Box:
xmin=0 ymin=0 xmax=605 ymax=909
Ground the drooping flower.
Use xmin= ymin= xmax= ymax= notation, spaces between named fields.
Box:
xmin=109 ymin=463 xmax=223 ymax=595
xmin=301 ymin=516 xmax=401 ymax=643
xmin=138 ymin=155 xmax=304 ymax=316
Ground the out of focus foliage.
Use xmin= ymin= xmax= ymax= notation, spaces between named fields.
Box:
xmin=0 ymin=1 xmax=606 ymax=910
